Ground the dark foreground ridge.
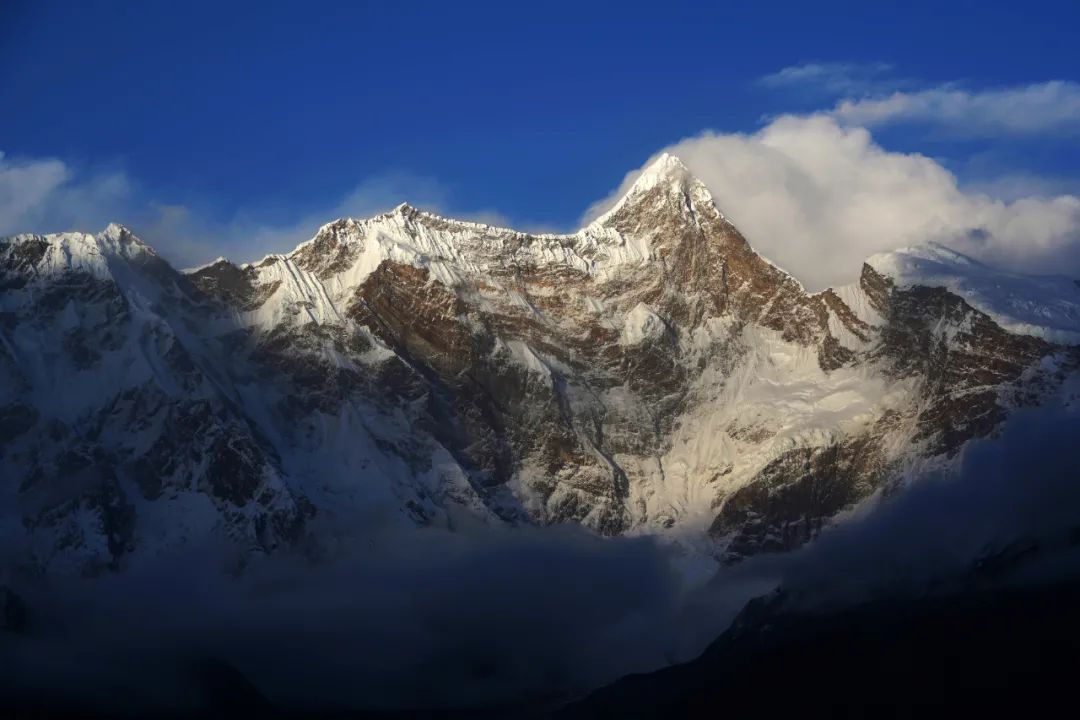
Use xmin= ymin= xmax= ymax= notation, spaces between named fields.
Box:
xmin=561 ymin=579 xmax=1080 ymax=719
xmin=5 ymin=578 xmax=1080 ymax=719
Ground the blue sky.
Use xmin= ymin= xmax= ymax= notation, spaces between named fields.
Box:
xmin=1 ymin=0 xmax=1078 ymax=281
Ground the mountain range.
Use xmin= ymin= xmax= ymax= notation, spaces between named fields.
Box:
xmin=2 ymin=153 xmax=1079 ymax=577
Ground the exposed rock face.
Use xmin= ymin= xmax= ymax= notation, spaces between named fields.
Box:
xmin=2 ymin=156 xmax=1078 ymax=573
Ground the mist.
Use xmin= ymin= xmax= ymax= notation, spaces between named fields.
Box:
xmin=3 ymin=382 xmax=1078 ymax=715
xmin=0 ymin=516 xmax=771 ymax=714
xmin=773 ymin=372 xmax=1080 ymax=609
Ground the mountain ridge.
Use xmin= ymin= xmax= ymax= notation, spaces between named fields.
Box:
xmin=2 ymin=156 xmax=1078 ymax=575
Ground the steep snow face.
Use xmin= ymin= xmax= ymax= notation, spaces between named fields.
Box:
xmin=1 ymin=224 xmax=159 ymax=283
xmin=2 ymin=154 xmax=1077 ymax=576
xmin=225 ymin=205 xmax=657 ymax=335
xmin=0 ymin=225 xmax=498 ymax=575
xmin=0 ymin=227 xmax=319 ymax=574
xmin=868 ymin=243 xmax=1080 ymax=344
xmin=622 ymin=320 xmax=916 ymax=545
xmin=621 ymin=303 xmax=667 ymax=346
xmin=0 ymin=226 xmax=187 ymax=421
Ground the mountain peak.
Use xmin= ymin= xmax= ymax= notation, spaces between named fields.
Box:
xmin=98 ymin=222 xmax=157 ymax=256
xmin=625 ymin=152 xmax=693 ymax=195
xmin=590 ymin=152 xmax=718 ymax=228
xmin=639 ymin=151 xmax=690 ymax=176
xmin=101 ymin=221 xmax=133 ymax=238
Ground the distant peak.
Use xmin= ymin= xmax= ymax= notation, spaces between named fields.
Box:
xmin=865 ymin=240 xmax=1080 ymax=343
xmin=101 ymin=222 xmax=133 ymax=239
xmin=867 ymin=242 xmax=988 ymax=275
xmin=98 ymin=222 xmax=156 ymax=254
xmin=182 ymin=256 xmax=233 ymax=274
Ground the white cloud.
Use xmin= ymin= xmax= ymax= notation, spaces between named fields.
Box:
xmin=830 ymin=81 xmax=1080 ymax=137
xmin=761 ymin=64 xmax=1080 ymax=138
xmin=0 ymin=152 xmax=68 ymax=230
xmin=586 ymin=115 xmax=1080 ymax=291
xmin=759 ymin=62 xmax=896 ymax=95
xmin=0 ymin=152 xmax=133 ymax=236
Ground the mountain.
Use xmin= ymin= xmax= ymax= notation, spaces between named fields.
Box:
xmin=2 ymin=154 xmax=1079 ymax=575
xmin=562 ymin=577 xmax=1080 ymax=719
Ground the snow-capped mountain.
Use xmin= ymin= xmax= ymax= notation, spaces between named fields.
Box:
xmin=2 ymin=154 xmax=1078 ymax=574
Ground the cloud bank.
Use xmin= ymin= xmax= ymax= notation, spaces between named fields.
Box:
xmin=781 ymin=372 xmax=1080 ymax=608
xmin=0 ymin=519 xmax=768 ymax=714
xmin=0 ymin=151 xmax=133 ymax=237
xmin=587 ymin=114 xmax=1080 ymax=290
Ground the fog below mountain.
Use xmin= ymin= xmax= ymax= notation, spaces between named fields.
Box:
xmin=4 ymin=380 xmax=1078 ymax=714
